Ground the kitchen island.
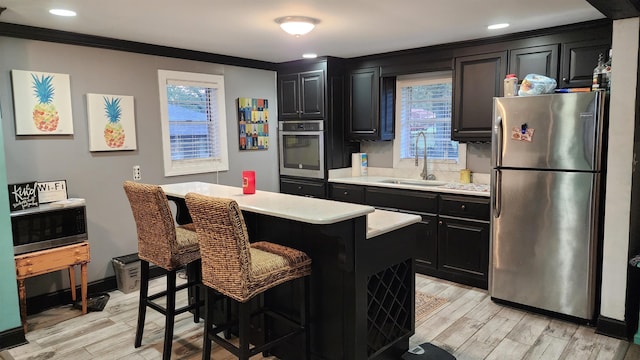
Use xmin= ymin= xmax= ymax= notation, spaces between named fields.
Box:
xmin=161 ymin=182 xmax=421 ymax=360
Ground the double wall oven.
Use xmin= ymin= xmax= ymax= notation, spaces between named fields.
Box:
xmin=278 ymin=120 xmax=325 ymax=179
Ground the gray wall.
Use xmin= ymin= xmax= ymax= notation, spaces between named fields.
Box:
xmin=0 ymin=37 xmax=278 ymax=296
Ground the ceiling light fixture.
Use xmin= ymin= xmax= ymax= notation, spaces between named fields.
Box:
xmin=302 ymin=53 xmax=318 ymax=59
xmin=275 ymin=16 xmax=320 ymax=36
xmin=49 ymin=8 xmax=77 ymax=17
xmin=488 ymin=23 xmax=509 ymax=30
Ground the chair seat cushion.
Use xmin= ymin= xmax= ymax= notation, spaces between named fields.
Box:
xmin=250 ymin=242 xmax=310 ymax=276
xmin=223 ymin=241 xmax=311 ymax=302
xmin=176 ymin=225 xmax=198 ymax=248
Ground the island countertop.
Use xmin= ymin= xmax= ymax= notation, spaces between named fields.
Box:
xmin=162 ymin=181 xmax=377 ymax=226
xmin=162 ymin=182 xmax=421 ymax=238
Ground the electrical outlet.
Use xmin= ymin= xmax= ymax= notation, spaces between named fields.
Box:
xmin=133 ymin=165 xmax=141 ymax=181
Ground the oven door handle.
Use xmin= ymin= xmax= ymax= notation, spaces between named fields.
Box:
xmin=280 ymin=131 xmax=325 ymax=136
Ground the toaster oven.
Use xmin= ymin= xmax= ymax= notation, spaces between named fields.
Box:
xmin=11 ymin=203 xmax=88 ymax=255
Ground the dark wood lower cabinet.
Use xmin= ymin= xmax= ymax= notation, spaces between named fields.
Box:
xmin=437 ymin=217 xmax=490 ymax=289
xmin=328 ymin=183 xmax=490 ymax=289
xmin=415 ymin=214 xmax=438 ymax=275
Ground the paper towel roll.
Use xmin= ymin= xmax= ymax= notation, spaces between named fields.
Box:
xmin=360 ymin=153 xmax=368 ymax=176
xmin=352 ymin=153 xmax=362 ymax=177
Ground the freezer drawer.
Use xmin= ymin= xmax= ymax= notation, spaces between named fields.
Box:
xmin=490 ymin=169 xmax=599 ymax=319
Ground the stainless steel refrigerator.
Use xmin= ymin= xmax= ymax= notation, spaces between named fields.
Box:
xmin=490 ymin=91 xmax=606 ymax=320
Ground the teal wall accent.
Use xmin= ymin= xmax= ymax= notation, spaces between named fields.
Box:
xmin=0 ymin=106 xmax=22 ymax=332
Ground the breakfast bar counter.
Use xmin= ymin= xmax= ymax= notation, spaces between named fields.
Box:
xmin=161 ymin=182 xmax=421 ymax=360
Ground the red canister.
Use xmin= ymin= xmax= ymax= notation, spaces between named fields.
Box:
xmin=242 ymin=170 xmax=256 ymax=194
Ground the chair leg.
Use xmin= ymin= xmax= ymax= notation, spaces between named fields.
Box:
xmin=238 ymin=300 xmax=251 ymax=360
xmin=134 ymin=260 xmax=150 ymax=348
xmin=187 ymin=261 xmax=201 ymax=323
xmin=202 ymin=288 xmax=213 ymax=360
xmin=163 ymin=270 xmax=177 ymax=360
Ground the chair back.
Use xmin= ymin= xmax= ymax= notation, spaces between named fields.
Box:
xmin=123 ymin=181 xmax=180 ymax=269
xmin=185 ymin=193 xmax=252 ymax=299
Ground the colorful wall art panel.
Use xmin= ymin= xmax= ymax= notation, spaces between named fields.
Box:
xmin=86 ymin=93 xmax=137 ymax=151
xmin=11 ymin=70 xmax=74 ymax=135
xmin=237 ymin=97 xmax=269 ymax=151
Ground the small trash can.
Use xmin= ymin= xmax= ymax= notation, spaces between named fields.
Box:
xmin=112 ymin=253 xmax=141 ymax=294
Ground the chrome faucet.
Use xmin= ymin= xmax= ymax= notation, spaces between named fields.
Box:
xmin=415 ymin=131 xmax=436 ymax=180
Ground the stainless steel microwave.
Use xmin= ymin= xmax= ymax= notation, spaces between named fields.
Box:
xmin=11 ymin=204 xmax=88 ymax=255
xmin=278 ymin=121 xmax=325 ymax=179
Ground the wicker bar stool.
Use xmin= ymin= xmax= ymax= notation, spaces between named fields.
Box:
xmin=123 ymin=181 xmax=202 ymax=360
xmin=184 ymin=193 xmax=312 ymax=360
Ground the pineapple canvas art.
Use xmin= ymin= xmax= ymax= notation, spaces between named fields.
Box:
xmin=86 ymin=94 xmax=137 ymax=151
xmin=11 ymin=70 xmax=74 ymax=135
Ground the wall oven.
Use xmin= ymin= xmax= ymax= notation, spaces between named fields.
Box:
xmin=278 ymin=120 xmax=325 ymax=179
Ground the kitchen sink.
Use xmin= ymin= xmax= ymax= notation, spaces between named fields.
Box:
xmin=378 ymin=179 xmax=448 ymax=187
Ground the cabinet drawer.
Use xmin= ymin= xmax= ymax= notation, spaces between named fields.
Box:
xmin=329 ymin=183 xmax=365 ymax=204
xmin=366 ymin=187 xmax=438 ymax=213
xmin=439 ymin=194 xmax=489 ymax=221
xmin=15 ymin=242 xmax=90 ymax=278
xmin=280 ymin=178 xmax=326 ymax=198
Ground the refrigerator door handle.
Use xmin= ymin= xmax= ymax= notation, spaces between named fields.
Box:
xmin=494 ymin=116 xmax=503 ymax=167
xmin=493 ymin=169 xmax=502 ymax=218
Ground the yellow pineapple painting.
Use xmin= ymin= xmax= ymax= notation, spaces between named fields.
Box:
xmin=103 ymin=97 xmax=125 ymax=148
xmin=31 ymin=73 xmax=59 ymax=132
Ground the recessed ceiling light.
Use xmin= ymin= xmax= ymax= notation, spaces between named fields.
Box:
xmin=488 ymin=23 xmax=509 ymax=30
xmin=302 ymin=53 xmax=317 ymax=59
xmin=49 ymin=9 xmax=77 ymax=17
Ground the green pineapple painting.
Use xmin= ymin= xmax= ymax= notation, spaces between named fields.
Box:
xmin=103 ymin=97 xmax=125 ymax=148
xmin=31 ymin=73 xmax=59 ymax=132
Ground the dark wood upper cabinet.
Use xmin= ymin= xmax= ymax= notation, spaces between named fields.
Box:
xmin=560 ymin=39 xmax=611 ymax=88
xmin=347 ymin=67 xmax=394 ymax=141
xmin=277 ymin=69 xmax=325 ymax=120
xmin=509 ymin=44 xmax=559 ymax=83
xmin=348 ymin=67 xmax=380 ymax=138
xmin=452 ymin=51 xmax=507 ymax=142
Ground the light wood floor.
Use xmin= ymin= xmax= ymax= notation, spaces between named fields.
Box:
xmin=6 ymin=273 xmax=640 ymax=360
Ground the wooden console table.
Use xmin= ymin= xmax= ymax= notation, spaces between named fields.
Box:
xmin=14 ymin=241 xmax=91 ymax=333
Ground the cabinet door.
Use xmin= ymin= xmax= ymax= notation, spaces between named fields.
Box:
xmin=560 ymin=39 xmax=611 ymax=88
xmin=453 ymin=51 xmax=507 ymax=142
xmin=278 ymin=73 xmax=300 ymax=120
xmin=509 ymin=44 xmax=559 ymax=83
xmin=438 ymin=217 xmax=489 ymax=289
xmin=300 ymin=70 xmax=325 ymax=119
xmin=328 ymin=183 xmax=365 ymax=204
xmin=348 ymin=67 xmax=380 ymax=139
xmin=415 ymin=214 xmax=438 ymax=275
xmin=280 ymin=178 xmax=326 ymax=198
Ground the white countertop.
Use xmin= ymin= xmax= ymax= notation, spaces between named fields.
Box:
xmin=329 ymin=176 xmax=490 ymax=197
xmin=161 ymin=182 xmax=375 ymax=225
xmin=366 ymin=209 xmax=421 ymax=239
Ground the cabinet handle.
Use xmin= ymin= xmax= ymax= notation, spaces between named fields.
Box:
xmin=461 ymin=204 xmax=466 ymax=210
xmin=453 ymin=128 xmax=459 ymax=132
xmin=438 ymin=220 xmax=443 ymax=225
xmin=297 ymin=186 xmax=303 ymax=190
xmin=26 ymin=260 xmax=32 ymax=266
xmin=27 ymin=267 xmax=33 ymax=273
xmin=343 ymin=191 xmax=349 ymax=195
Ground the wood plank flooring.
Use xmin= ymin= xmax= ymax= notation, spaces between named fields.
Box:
xmin=5 ymin=273 xmax=640 ymax=359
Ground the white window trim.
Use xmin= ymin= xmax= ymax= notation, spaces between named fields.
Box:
xmin=392 ymin=72 xmax=466 ymax=172
xmin=158 ymin=69 xmax=229 ymax=177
